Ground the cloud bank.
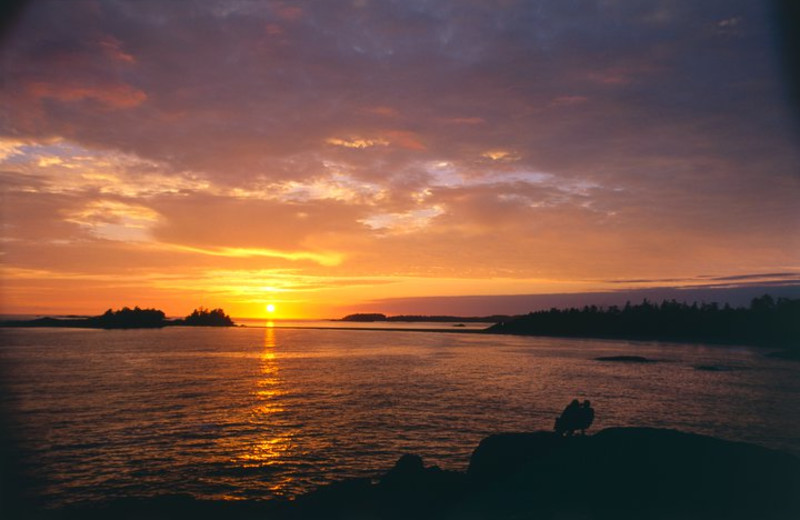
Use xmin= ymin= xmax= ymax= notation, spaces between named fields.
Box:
xmin=1 ymin=0 xmax=798 ymax=317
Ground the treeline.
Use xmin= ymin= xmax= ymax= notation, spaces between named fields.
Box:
xmin=1 ymin=306 xmax=235 ymax=329
xmin=486 ymin=295 xmax=800 ymax=348
xmin=181 ymin=307 xmax=235 ymax=327
xmin=340 ymin=313 xmax=511 ymax=323
xmin=96 ymin=306 xmax=166 ymax=328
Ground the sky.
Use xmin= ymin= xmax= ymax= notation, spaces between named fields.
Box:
xmin=1 ymin=0 xmax=799 ymax=319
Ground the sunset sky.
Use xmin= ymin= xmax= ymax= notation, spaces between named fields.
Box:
xmin=1 ymin=0 xmax=798 ymax=319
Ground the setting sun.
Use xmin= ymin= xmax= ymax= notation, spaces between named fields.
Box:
xmin=266 ymin=304 xmax=276 ymax=314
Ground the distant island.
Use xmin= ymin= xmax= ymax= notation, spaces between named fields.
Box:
xmin=0 ymin=306 xmax=235 ymax=329
xmin=486 ymin=295 xmax=800 ymax=349
xmin=339 ymin=313 xmax=512 ymax=323
xmin=339 ymin=295 xmax=800 ymax=351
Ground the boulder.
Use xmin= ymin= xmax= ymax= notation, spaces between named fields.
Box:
xmin=465 ymin=427 xmax=800 ymax=519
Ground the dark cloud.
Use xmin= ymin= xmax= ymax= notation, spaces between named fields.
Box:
xmin=704 ymin=272 xmax=800 ymax=282
xmin=361 ymin=283 xmax=800 ymax=317
xmin=605 ymin=272 xmax=800 ymax=284
xmin=5 ymin=1 xmax=794 ymax=179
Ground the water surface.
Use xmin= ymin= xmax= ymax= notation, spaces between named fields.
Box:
xmin=1 ymin=325 xmax=797 ymax=507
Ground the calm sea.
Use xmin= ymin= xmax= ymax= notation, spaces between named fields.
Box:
xmin=1 ymin=323 xmax=798 ymax=507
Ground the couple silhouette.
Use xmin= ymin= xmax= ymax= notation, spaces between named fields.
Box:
xmin=554 ymin=399 xmax=594 ymax=436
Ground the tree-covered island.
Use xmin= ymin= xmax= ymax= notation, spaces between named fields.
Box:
xmin=486 ymin=295 xmax=800 ymax=349
xmin=340 ymin=295 xmax=800 ymax=352
xmin=0 ymin=306 xmax=235 ymax=329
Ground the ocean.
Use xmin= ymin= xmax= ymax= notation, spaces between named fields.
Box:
xmin=1 ymin=323 xmax=798 ymax=507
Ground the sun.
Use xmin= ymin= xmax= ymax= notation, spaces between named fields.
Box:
xmin=266 ymin=304 xmax=276 ymax=314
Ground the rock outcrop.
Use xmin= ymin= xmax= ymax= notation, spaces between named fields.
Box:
xmin=293 ymin=427 xmax=799 ymax=519
xmin=463 ymin=428 xmax=800 ymax=519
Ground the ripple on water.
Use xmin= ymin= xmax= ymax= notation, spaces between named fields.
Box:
xmin=0 ymin=326 xmax=798 ymax=507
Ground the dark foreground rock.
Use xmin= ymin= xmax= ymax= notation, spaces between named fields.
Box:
xmin=594 ymin=355 xmax=656 ymax=363
xmin=694 ymin=364 xmax=736 ymax=371
xmin=463 ymin=428 xmax=799 ymax=519
xmin=765 ymin=349 xmax=800 ymax=361
xmin=26 ymin=428 xmax=800 ymax=520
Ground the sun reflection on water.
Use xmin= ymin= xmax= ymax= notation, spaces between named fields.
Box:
xmin=215 ymin=324 xmax=299 ymax=494
xmin=255 ymin=329 xmax=286 ymax=412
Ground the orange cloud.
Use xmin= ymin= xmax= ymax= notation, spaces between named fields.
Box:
xmin=326 ymin=131 xmax=424 ymax=151
xmin=156 ymin=243 xmax=344 ymax=266
xmin=384 ymin=130 xmax=426 ymax=150
xmin=481 ymin=149 xmax=519 ymax=161
xmin=28 ymin=81 xmax=146 ymax=109
xmin=63 ymin=200 xmax=160 ymax=241
xmin=326 ymin=137 xmax=389 ymax=149
xmin=364 ymin=106 xmax=400 ymax=118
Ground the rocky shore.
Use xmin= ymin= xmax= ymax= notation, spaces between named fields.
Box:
xmin=24 ymin=427 xmax=800 ymax=520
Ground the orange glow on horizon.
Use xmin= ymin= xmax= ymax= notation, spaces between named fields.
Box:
xmin=3 ymin=268 xmax=799 ymax=321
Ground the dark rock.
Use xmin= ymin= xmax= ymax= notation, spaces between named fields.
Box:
xmin=375 ymin=454 xmax=466 ymax=519
xmin=766 ymin=349 xmax=800 ymax=361
xmin=292 ymin=478 xmax=376 ymax=519
xmin=465 ymin=427 xmax=800 ymax=519
xmin=467 ymin=431 xmax=565 ymax=484
xmin=594 ymin=355 xmax=655 ymax=363
xmin=293 ymin=454 xmax=466 ymax=520
xmin=694 ymin=364 xmax=734 ymax=371
xmin=54 ymin=494 xmax=285 ymax=520
xmin=380 ymin=453 xmax=425 ymax=485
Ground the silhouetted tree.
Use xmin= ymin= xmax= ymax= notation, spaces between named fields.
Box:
xmin=486 ymin=295 xmax=800 ymax=348
xmin=94 ymin=306 xmax=166 ymax=328
xmin=182 ymin=307 xmax=234 ymax=327
xmin=341 ymin=313 xmax=388 ymax=322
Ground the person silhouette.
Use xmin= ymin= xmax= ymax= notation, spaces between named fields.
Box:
xmin=554 ymin=399 xmax=581 ymax=436
xmin=577 ymin=400 xmax=594 ymax=435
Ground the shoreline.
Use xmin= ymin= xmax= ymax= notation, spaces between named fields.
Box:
xmin=253 ymin=323 xmax=796 ymax=353
xmin=4 ymin=320 xmax=796 ymax=354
